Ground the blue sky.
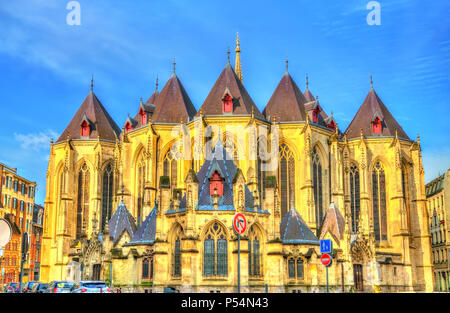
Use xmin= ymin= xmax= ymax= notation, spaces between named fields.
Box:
xmin=0 ymin=0 xmax=449 ymax=205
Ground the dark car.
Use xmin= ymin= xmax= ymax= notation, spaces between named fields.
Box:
xmin=23 ymin=281 xmax=38 ymax=293
xmin=46 ymin=281 xmax=75 ymax=293
xmin=4 ymin=282 xmax=19 ymax=293
xmin=31 ymin=283 xmax=48 ymax=293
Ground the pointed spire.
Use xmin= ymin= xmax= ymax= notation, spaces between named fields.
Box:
xmin=90 ymin=74 xmax=94 ymax=92
xmin=235 ymin=32 xmax=243 ymax=83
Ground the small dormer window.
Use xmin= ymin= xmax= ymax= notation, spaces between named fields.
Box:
xmin=81 ymin=120 xmax=90 ymax=137
xmin=222 ymin=93 xmax=233 ymax=113
xmin=209 ymin=170 xmax=224 ymax=198
xmin=312 ymin=106 xmax=320 ymax=123
xmin=372 ymin=117 xmax=382 ymax=134
xmin=139 ymin=108 xmax=147 ymax=125
xmin=327 ymin=120 xmax=336 ymax=130
xmin=125 ymin=121 xmax=133 ymax=133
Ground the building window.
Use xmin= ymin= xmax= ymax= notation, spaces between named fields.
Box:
xmin=350 ymin=165 xmax=360 ymax=233
xmin=288 ymin=257 xmax=304 ymax=279
xmin=163 ymin=150 xmax=177 ymax=189
xmin=142 ymin=257 xmax=153 ymax=280
xmin=401 ymin=165 xmax=412 ymax=233
xmin=222 ymin=93 xmax=233 ymax=113
xmin=101 ymin=164 xmax=114 ymax=233
xmin=296 ymin=258 xmax=304 ymax=279
xmin=76 ymin=163 xmax=90 ymax=237
xmin=136 ymin=156 xmax=146 ymax=226
xmin=172 ymin=226 xmax=183 ymax=277
xmin=372 ymin=117 xmax=382 ymax=134
xmin=279 ymin=144 xmax=295 ymax=217
xmin=81 ymin=120 xmax=89 ymax=137
xmin=203 ymin=222 xmax=228 ymax=277
xmin=248 ymin=226 xmax=262 ymax=278
xmin=313 ymin=147 xmax=323 ymax=231
xmin=372 ymin=162 xmax=387 ymax=242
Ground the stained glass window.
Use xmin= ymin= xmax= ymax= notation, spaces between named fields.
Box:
xmin=279 ymin=144 xmax=295 ymax=217
xmin=372 ymin=162 xmax=387 ymax=242
xmin=401 ymin=165 xmax=411 ymax=233
xmin=248 ymin=227 xmax=262 ymax=277
xmin=77 ymin=163 xmax=90 ymax=237
xmin=174 ymin=238 xmax=181 ymax=277
xmin=101 ymin=164 xmax=114 ymax=233
xmin=350 ymin=165 xmax=360 ymax=233
xmin=142 ymin=258 xmax=149 ymax=279
xmin=313 ymin=148 xmax=323 ymax=231
xmin=137 ymin=156 xmax=145 ymax=226
xmin=163 ymin=150 xmax=177 ymax=189
xmin=203 ymin=223 xmax=228 ymax=277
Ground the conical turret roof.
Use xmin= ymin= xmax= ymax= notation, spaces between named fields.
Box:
xmin=263 ymin=73 xmax=307 ymax=122
xmin=151 ymin=74 xmax=197 ymax=123
xmin=57 ymin=91 xmax=120 ymax=143
xmin=196 ymin=64 xmax=263 ymax=118
xmin=345 ymin=88 xmax=409 ymax=140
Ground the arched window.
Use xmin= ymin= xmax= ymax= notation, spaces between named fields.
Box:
xmin=136 ymin=156 xmax=145 ymax=226
xmin=203 ymin=222 xmax=228 ymax=277
xmin=248 ymin=226 xmax=262 ymax=278
xmin=101 ymin=164 xmax=114 ymax=233
xmin=279 ymin=144 xmax=295 ymax=217
xmin=163 ymin=150 xmax=177 ymax=189
xmin=142 ymin=257 xmax=153 ymax=279
xmin=372 ymin=161 xmax=388 ymax=242
xmin=401 ymin=165 xmax=411 ymax=233
xmin=312 ymin=148 xmax=323 ymax=230
xmin=77 ymin=163 xmax=90 ymax=237
xmin=350 ymin=165 xmax=360 ymax=233
xmin=288 ymin=258 xmax=295 ymax=278
xmin=172 ymin=226 xmax=183 ymax=277
xmin=296 ymin=258 xmax=304 ymax=279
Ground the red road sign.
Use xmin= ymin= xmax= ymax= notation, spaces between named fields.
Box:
xmin=321 ymin=253 xmax=332 ymax=267
xmin=232 ymin=213 xmax=247 ymax=234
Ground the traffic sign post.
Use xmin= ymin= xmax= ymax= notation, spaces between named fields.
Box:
xmin=232 ymin=213 xmax=247 ymax=294
xmin=19 ymin=232 xmax=30 ymax=293
xmin=320 ymin=239 xmax=332 ymax=254
xmin=320 ymin=253 xmax=333 ymax=293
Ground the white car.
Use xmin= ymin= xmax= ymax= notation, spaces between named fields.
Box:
xmin=71 ymin=281 xmax=113 ymax=293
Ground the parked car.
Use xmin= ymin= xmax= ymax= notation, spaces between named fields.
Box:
xmin=71 ymin=281 xmax=112 ymax=293
xmin=31 ymin=283 xmax=49 ymax=293
xmin=4 ymin=282 xmax=19 ymax=293
xmin=163 ymin=286 xmax=179 ymax=293
xmin=46 ymin=281 xmax=75 ymax=293
xmin=23 ymin=281 xmax=38 ymax=293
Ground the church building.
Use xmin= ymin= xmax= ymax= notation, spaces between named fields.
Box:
xmin=40 ymin=35 xmax=433 ymax=292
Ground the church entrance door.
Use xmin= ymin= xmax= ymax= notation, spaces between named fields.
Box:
xmin=92 ymin=264 xmax=101 ymax=281
xmin=353 ymin=264 xmax=363 ymax=291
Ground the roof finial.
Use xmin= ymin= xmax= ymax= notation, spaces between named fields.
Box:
xmin=417 ymin=133 xmax=420 ymax=145
xmin=235 ymin=32 xmax=243 ymax=83
xmin=90 ymin=74 xmax=94 ymax=92
xmin=156 ymin=74 xmax=159 ymax=91
xmin=285 ymin=57 xmax=289 ymax=73
xmin=370 ymin=73 xmax=373 ymax=90
xmin=140 ymin=97 xmax=143 ymax=105
xmin=306 ymin=73 xmax=309 ymax=90
xmin=227 ymin=47 xmax=230 ymax=64
xmin=173 ymin=57 xmax=176 ymax=75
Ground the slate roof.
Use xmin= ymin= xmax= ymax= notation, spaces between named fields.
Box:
xmin=127 ymin=205 xmax=158 ymax=245
xmin=195 ymin=63 xmax=264 ymax=118
xmin=178 ymin=141 xmax=255 ymax=211
xmin=426 ymin=170 xmax=449 ymax=197
xmin=57 ymin=91 xmax=121 ymax=143
xmin=319 ymin=202 xmax=346 ymax=245
xmin=345 ymin=88 xmax=410 ymax=140
xmin=280 ymin=208 xmax=319 ymax=245
xmin=108 ymin=201 xmax=137 ymax=245
xmin=263 ymin=73 xmax=308 ymax=122
xmin=151 ymin=74 xmax=197 ymax=124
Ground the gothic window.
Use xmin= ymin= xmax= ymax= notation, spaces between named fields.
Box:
xmin=136 ymin=156 xmax=146 ymax=226
xmin=203 ymin=222 xmax=228 ymax=277
xmin=142 ymin=257 xmax=153 ymax=279
xmin=222 ymin=93 xmax=233 ymax=113
xmin=401 ymin=165 xmax=411 ymax=233
xmin=172 ymin=226 xmax=182 ymax=277
xmin=296 ymin=258 xmax=304 ymax=279
xmin=163 ymin=150 xmax=177 ymax=189
xmin=77 ymin=163 xmax=90 ymax=237
xmin=288 ymin=258 xmax=295 ymax=278
xmin=101 ymin=164 xmax=114 ymax=233
xmin=287 ymin=257 xmax=304 ymax=279
xmin=372 ymin=161 xmax=388 ymax=242
xmin=372 ymin=117 xmax=382 ymax=134
xmin=248 ymin=226 xmax=262 ymax=278
xmin=350 ymin=165 xmax=360 ymax=233
xmin=313 ymin=148 xmax=323 ymax=230
xmin=279 ymin=144 xmax=295 ymax=217
xmin=81 ymin=120 xmax=89 ymax=137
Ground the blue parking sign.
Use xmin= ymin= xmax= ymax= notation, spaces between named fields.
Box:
xmin=320 ymin=239 xmax=332 ymax=254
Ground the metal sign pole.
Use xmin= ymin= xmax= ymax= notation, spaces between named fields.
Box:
xmin=237 ymin=232 xmax=240 ymax=293
xmin=326 ymin=266 xmax=329 ymax=293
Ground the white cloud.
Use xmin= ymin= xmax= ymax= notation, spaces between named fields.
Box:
xmin=14 ymin=130 xmax=58 ymax=151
